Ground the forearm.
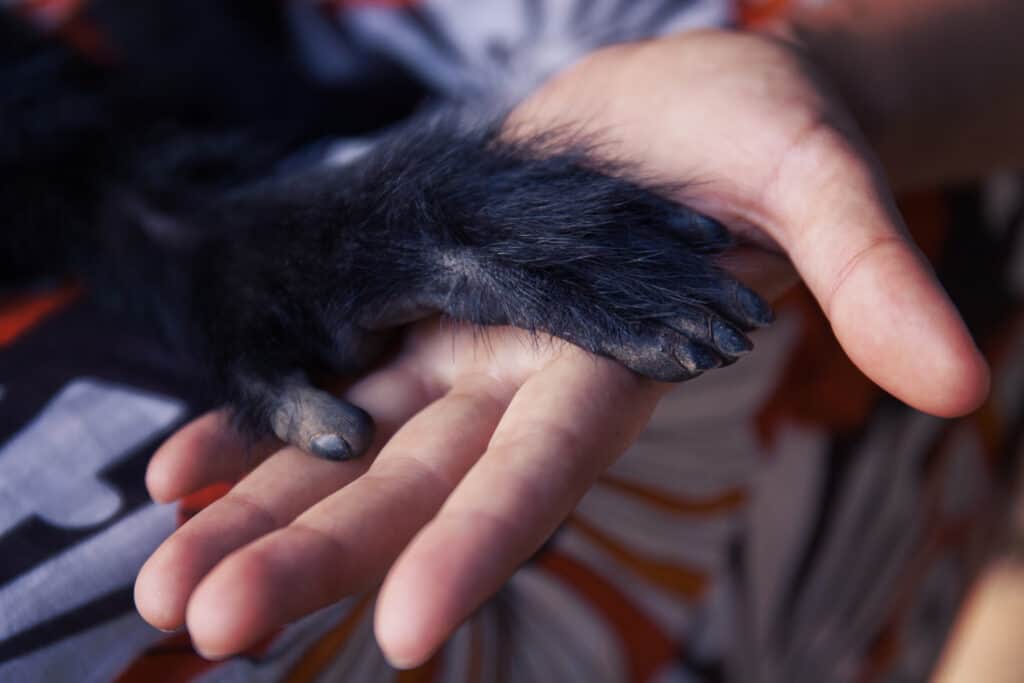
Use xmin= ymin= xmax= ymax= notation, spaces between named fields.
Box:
xmin=766 ymin=0 xmax=1024 ymax=190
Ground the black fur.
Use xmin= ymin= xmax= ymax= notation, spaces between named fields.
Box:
xmin=0 ymin=3 xmax=772 ymax=459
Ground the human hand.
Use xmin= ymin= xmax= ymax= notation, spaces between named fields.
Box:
xmin=508 ymin=28 xmax=989 ymax=416
xmin=136 ymin=321 xmax=671 ymax=665
xmin=135 ymin=28 xmax=990 ymax=667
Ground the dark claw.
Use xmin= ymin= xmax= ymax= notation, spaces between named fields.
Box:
xmin=703 ymin=280 xmax=774 ymax=330
xmin=664 ymin=307 xmax=752 ymax=361
xmin=710 ymin=318 xmax=753 ymax=357
xmin=310 ymin=432 xmax=353 ymax=461
xmin=667 ymin=210 xmax=731 ymax=248
xmin=603 ymin=329 xmax=725 ymax=382
xmin=735 ymin=282 xmax=774 ymax=327
xmin=673 ymin=339 xmax=723 ymax=375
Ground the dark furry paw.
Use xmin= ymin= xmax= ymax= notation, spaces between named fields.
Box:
xmin=187 ymin=119 xmax=773 ymax=460
xmin=0 ymin=9 xmax=771 ymax=461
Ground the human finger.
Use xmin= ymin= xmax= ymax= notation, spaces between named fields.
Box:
xmin=763 ymin=126 xmax=989 ymax=416
xmin=146 ymin=410 xmax=279 ymax=504
xmin=374 ymin=351 xmax=666 ymax=668
xmin=134 ymin=362 xmax=434 ymax=631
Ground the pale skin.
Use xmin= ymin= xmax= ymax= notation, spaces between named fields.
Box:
xmin=136 ymin=0 xmax=1023 ymax=668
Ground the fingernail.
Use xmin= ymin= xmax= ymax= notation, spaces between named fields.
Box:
xmin=712 ymin=319 xmax=753 ymax=355
xmin=697 ymin=214 xmax=730 ymax=241
xmin=738 ymin=286 xmax=774 ymax=326
xmin=676 ymin=342 xmax=723 ymax=373
xmin=310 ymin=433 xmax=353 ymax=461
xmin=669 ymin=211 xmax=730 ymax=246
